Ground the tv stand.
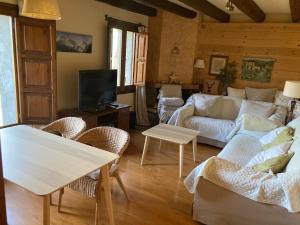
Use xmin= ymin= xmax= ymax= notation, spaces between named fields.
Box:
xmin=58 ymin=103 xmax=130 ymax=131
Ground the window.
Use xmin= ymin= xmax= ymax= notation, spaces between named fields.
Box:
xmin=0 ymin=15 xmax=18 ymax=127
xmin=108 ymin=18 xmax=139 ymax=94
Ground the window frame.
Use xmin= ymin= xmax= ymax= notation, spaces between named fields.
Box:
xmin=107 ymin=17 xmax=139 ymax=94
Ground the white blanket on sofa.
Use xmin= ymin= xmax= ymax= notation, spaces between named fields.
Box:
xmin=184 ymin=156 xmax=300 ymax=212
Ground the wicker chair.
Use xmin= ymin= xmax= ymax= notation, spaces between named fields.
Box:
xmin=57 ymin=127 xmax=130 ymax=224
xmin=42 ymin=117 xmax=87 ymax=140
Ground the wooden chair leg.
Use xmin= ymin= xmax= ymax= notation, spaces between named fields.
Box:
xmin=94 ymin=192 xmax=101 ymax=225
xmin=58 ymin=188 xmax=64 ymax=212
xmin=115 ymin=173 xmax=129 ymax=200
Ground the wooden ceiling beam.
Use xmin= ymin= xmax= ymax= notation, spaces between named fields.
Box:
xmin=178 ymin=0 xmax=230 ymax=22
xmin=138 ymin=0 xmax=197 ymax=18
xmin=96 ymin=0 xmax=157 ymax=17
xmin=289 ymin=0 xmax=300 ymax=22
xmin=230 ymin=0 xmax=265 ymax=22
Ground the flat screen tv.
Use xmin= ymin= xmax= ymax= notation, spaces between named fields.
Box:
xmin=78 ymin=69 xmax=117 ymax=111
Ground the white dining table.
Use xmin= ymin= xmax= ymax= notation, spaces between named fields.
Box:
xmin=0 ymin=125 xmax=119 ymax=225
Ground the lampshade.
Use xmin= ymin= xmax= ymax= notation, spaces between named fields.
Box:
xmin=194 ymin=59 xmax=205 ymax=69
xmin=283 ymin=81 xmax=300 ymax=98
xmin=21 ymin=0 xmax=61 ymax=20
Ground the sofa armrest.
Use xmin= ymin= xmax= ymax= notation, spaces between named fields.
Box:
xmin=168 ymin=103 xmax=195 ymax=127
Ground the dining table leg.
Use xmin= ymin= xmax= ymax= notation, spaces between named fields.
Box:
xmin=101 ymin=165 xmax=115 ymax=225
xmin=43 ymin=195 xmax=50 ymax=225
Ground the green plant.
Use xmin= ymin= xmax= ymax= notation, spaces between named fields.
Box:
xmin=215 ymin=61 xmax=238 ymax=95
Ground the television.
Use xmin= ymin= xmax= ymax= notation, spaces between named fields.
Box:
xmin=78 ymin=69 xmax=117 ymax=111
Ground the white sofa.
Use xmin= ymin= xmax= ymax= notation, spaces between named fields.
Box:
xmin=191 ymin=128 xmax=300 ymax=225
xmin=169 ymin=93 xmax=287 ymax=148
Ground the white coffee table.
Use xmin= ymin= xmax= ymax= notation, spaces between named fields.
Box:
xmin=140 ymin=124 xmax=199 ymax=178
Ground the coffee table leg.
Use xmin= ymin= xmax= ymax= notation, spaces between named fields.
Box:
xmin=101 ymin=165 xmax=115 ymax=225
xmin=43 ymin=195 xmax=50 ymax=225
xmin=179 ymin=144 xmax=184 ymax=178
xmin=192 ymin=137 xmax=197 ymax=162
xmin=141 ymin=136 xmax=150 ymax=165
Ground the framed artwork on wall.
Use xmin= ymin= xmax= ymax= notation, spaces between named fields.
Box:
xmin=209 ymin=55 xmax=229 ymax=75
xmin=241 ymin=57 xmax=276 ymax=83
xmin=56 ymin=31 xmax=92 ymax=53
xmin=203 ymin=79 xmax=220 ymax=95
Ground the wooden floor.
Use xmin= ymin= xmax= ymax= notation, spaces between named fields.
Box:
xmin=5 ymin=127 xmax=220 ymax=225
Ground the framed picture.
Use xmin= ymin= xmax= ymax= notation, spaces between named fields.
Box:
xmin=209 ymin=55 xmax=229 ymax=75
xmin=241 ymin=57 xmax=276 ymax=83
xmin=203 ymin=79 xmax=220 ymax=95
xmin=56 ymin=31 xmax=92 ymax=53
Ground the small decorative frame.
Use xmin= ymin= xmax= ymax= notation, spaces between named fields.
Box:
xmin=209 ymin=55 xmax=229 ymax=75
xmin=203 ymin=79 xmax=220 ymax=95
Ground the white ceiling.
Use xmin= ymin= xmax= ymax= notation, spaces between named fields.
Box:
xmin=169 ymin=0 xmax=291 ymax=15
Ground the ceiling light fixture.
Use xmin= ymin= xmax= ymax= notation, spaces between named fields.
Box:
xmin=20 ymin=0 xmax=61 ymax=20
xmin=225 ymin=0 xmax=234 ymax=11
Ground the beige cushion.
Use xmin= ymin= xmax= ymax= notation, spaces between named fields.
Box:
xmin=245 ymin=87 xmax=277 ymax=102
xmin=238 ymin=100 xmax=276 ymax=118
xmin=253 ymin=152 xmax=294 ymax=174
xmin=227 ymin=87 xmax=246 ymax=99
xmin=193 ymin=94 xmax=221 ymax=117
xmin=259 ymin=127 xmax=294 ymax=150
xmin=213 ymin=96 xmax=242 ymax=120
xmin=238 ymin=114 xmax=279 ymax=132
xmin=287 ymin=117 xmax=300 ymax=138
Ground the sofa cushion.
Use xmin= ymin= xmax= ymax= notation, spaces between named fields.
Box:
xmin=238 ymin=114 xmax=279 ymax=132
xmin=246 ymin=141 xmax=293 ymax=167
xmin=193 ymin=94 xmax=221 ymax=117
xmin=184 ymin=116 xmax=235 ymax=143
xmin=275 ymin=91 xmax=291 ymax=107
xmin=253 ymin=152 xmax=294 ymax=174
xmin=259 ymin=127 xmax=294 ymax=150
xmin=227 ymin=87 xmax=246 ymax=99
xmin=159 ymin=84 xmax=182 ymax=98
xmin=215 ymin=96 xmax=242 ymax=120
xmin=218 ymin=134 xmax=263 ymax=166
xmin=238 ymin=100 xmax=275 ymax=118
xmin=245 ymin=87 xmax=277 ymax=102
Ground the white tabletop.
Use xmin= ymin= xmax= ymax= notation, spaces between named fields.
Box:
xmin=142 ymin=124 xmax=199 ymax=145
xmin=0 ymin=125 xmax=119 ymax=196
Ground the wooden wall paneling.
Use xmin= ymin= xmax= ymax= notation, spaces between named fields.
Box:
xmin=15 ymin=17 xmax=57 ymax=124
xmin=196 ymin=23 xmax=300 ymax=90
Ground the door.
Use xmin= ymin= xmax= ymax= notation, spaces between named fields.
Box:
xmin=15 ymin=17 xmax=57 ymax=124
xmin=133 ymin=33 xmax=148 ymax=86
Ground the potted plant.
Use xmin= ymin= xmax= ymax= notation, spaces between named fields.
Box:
xmin=215 ymin=61 xmax=238 ymax=95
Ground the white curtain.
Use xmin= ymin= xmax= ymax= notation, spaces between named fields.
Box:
xmin=136 ymin=86 xmax=150 ymax=126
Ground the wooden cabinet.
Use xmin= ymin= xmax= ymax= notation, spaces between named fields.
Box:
xmin=59 ymin=104 xmax=130 ymax=131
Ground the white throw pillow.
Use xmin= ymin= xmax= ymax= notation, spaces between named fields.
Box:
xmin=288 ymin=117 xmax=300 ymax=138
xmin=246 ymin=141 xmax=293 ymax=167
xmin=259 ymin=126 xmax=294 ymax=150
xmin=193 ymin=94 xmax=221 ymax=117
xmin=238 ymin=100 xmax=275 ymax=118
xmin=227 ymin=87 xmax=246 ymax=99
xmin=238 ymin=114 xmax=279 ymax=132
